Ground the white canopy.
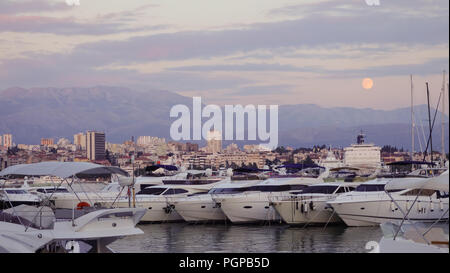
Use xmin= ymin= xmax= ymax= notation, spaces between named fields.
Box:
xmin=0 ymin=161 xmax=129 ymax=179
xmin=385 ymin=170 xmax=449 ymax=192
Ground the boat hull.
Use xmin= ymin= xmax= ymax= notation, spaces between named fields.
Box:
xmin=329 ymin=198 xmax=449 ymax=227
xmin=216 ymin=194 xmax=282 ymax=224
xmin=273 ymin=199 xmax=342 ymax=225
xmin=173 ymin=198 xmax=227 ymax=223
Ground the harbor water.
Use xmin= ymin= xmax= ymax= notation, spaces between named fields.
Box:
xmin=109 ymin=223 xmax=383 ymax=253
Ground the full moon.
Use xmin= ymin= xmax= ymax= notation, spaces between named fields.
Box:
xmin=362 ymin=78 xmax=374 ymax=90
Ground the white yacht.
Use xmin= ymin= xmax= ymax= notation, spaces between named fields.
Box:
xmin=0 ymin=162 xmax=147 ymax=253
xmin=328 ymin=174 xmax=449 ymax=227
xmin=0 ymin=187 xmax=41 ymax=209
xmin=170 ymin=177 xmax=231 ymax=223
xmin=48 ymin=175 xmax=166 ymax=209
xmin=376 ymin=170 xmax=449 ymax=253
xmin=175 ymin=178 xmax=264 ymax=223
xmin=271 ymin=183 xmax=358 ymax=225
xmin=212 ymin=176 xmax=320 ymax=223
xmin=0 ymin=204 xmax=146 ymax=253
xmin=105 ymin=181 xmax=224 ymax=223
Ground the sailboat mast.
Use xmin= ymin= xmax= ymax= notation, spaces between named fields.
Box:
xmin=441 ymin=70 xmax=446 ymax=165
xmin=426 ymin=83 xmax=433 ymax=162
xmin=410 ymin=74 xmax=414 ymax=160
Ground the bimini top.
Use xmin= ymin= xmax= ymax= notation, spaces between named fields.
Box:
xmin=385 ymin=170 xmax=449 ymax=192
xmin=0 ymin=161 xmax=129 ymax=179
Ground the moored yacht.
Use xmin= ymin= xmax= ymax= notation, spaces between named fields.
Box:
xmin=0 ymin=186 xmax=41 ymax=209
xmin=106 ymin=180 xmax=226 ymax=223
xmin=0 ymin=162 xmax=146 ymax=253
xmin=328 ymin=173 xmax=449 ymax=227
xmin=213 ymin=175 xmax=322 ymax=224
xmin=170 ymin=177 xmax=231 ymax=223
xmin=271 ymin=183 xmax=358 ymax=225
xmin=177 ymin=178 xmax=265 ymax=223
xmin=376 ymin=170 xmax=449 ymax=253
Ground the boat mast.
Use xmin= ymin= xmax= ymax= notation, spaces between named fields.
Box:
xmin=440 ymin=70 xmax=446 ymax=165
xmin=410 ymin=74 xmax=415 ymax=161
xmin=426 ymin=83 xmax=433 ymax=162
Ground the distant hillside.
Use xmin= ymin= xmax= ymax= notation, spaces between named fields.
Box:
xmin=0 ymin=86 xmax=448 ymax=152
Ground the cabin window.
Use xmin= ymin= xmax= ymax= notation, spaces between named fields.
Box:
xmin=355 ymin=184 xmax=385 ymax=192
xmin=137 ymin=187 xmax=166 ymax=195
xmin=208 ymin=187 xmax=249 ymax=194
xmin=289 ymin=185 xmax=309 ymax=191
xmin=5 ymin=190 xmax=27 ymax=194
xmin=163 ymin=189 xmax=188 ymax=195
xmin=335 ymin=187 xmax=347 ymax=193
xmin=300 ymin=185 xmax=339 ymax=194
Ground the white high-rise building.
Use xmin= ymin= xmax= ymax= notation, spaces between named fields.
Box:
xmin=86 ymin=131 xmax=105 ymax=161
xmin=206 ymin=130 xmax=222 ymax=154
xmin=2 ymin=134 xmax=13 ymax=148
xmin=74 ymin=132 xmax=86 ymax=150
xmin=344 ymin=132 xmax=381 ymax=169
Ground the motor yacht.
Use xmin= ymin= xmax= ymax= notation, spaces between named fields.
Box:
xmin=0 ymin=162 xmax=147 ymax=253
xmin=375 ymin=170 xmax=449 ymax=253
xmin=271 ymin=183 xmax=358 ymax=225
xmin=214 ymin=176 xmax=321 ymax=224
xmin=0 ymin=186 xmax=41 ymax=209
xmin=170 ymin=177 xmax=231 ymax=223
xmin=328 ymin=173 xmax=449 ymax=227
xmin=105 ymin=181 xmax=224 ymax=223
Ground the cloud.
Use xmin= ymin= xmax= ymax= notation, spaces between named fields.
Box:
xmin=231 ymin=84 xmax=295 ymax=96
xmin=0 ymin=1 xmax=165 ymax=35
xmin=0 ymin=0 xmax=70 ymax=14
xmin=61 ymin=8 xmax=447 ymax=64
xmin=167 ymin=63 xmax=314 ymax=72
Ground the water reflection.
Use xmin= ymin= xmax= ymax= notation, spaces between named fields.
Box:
xmin=110 ymin=223 xmax=383 ymax=253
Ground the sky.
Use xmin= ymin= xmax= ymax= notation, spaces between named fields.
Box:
xmin=0 ymin=0 xmax=449 ymax=110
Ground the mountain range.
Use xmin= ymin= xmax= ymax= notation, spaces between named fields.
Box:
xmin=0 ymin=86 xmax=448 ymax=152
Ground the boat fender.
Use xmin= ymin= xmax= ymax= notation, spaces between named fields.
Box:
xmin=163 ymin=205 xmax=172 ymax=214
xmin=430 ymin=201 xmax=434 ymax=212
xmin=65 ymin=241 xmax=81 ymax=253
xmin=309 ymin=201 xmax=314 ymax=211
xmin=300 ymin=203 xmax=304 ymax=213
xmin=296 ymin=201 xmax=299 ymax=210
xmin=390 ymin=201 xmax=395 ymax=212
xmin=304 ymin=202 xmax=308 ymax=213
xmin=417 ymin=201 xmax=422 ymax=213
xmin=439 ymin=200 xmax=444 ymax=211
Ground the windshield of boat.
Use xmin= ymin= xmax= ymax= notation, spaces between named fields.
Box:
xmin=355 ymin=184 xmax=386 ymax=192
xmin=4 ymin=189 xmax=28 ymax=194
xmin=162 ymin=188 xmax=189 ymax=195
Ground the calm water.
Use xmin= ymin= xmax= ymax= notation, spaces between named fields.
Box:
xmin=110 ymin=223 xmax=383 ymax=253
